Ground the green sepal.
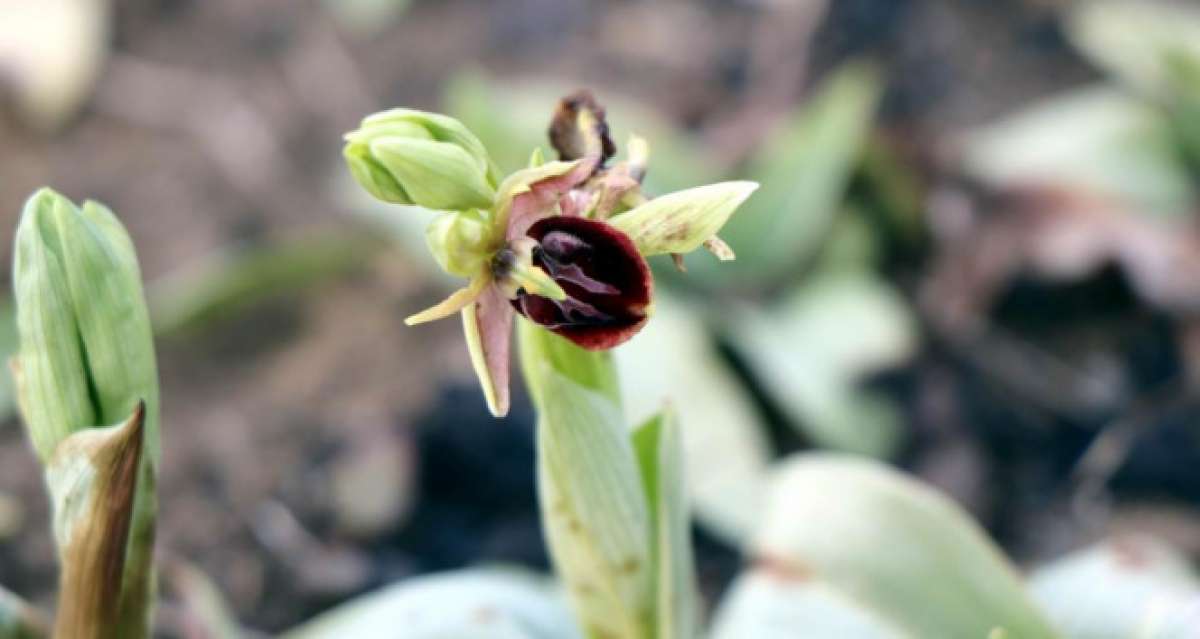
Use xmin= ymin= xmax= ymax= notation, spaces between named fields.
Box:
xmin=611 ymin=181 xmax=758 ymax=257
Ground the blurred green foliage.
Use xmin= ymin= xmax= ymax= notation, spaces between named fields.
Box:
xmin=690 ymin=63 xmax=881 ymax=289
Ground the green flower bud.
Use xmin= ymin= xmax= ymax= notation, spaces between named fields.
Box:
xmin=344 ymin=109 xmax=497 ymax=211
xmin=424 ymin=209 xmax=495 ymax=278
xmin=12 ymin=187 xmax=160 ymax=638
xmin=611 ymin=181 xmax=759 ymax=258
xmin=13 ymin=189 xmax=159 ymax=463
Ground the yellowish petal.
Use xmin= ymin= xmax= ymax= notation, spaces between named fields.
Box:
xmin=404 ymin=277 xmax=487 ymax=325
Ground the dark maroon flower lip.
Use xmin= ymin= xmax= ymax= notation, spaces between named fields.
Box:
xmin=512 ymin=216 xmax=652 ymax=351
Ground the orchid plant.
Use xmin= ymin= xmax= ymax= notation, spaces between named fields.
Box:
xmin=343 ymin=91 xmax=757 ymax=416
xmin=343 ymin=91 xmax=755 ymax=638
xmin=5 ymin=189 xmax=160 ymax=639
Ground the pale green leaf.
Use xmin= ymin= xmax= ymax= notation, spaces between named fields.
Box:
xmin=727 ymin=274 xmax=915 ymax=457
xmin=697 ymin=62 xmax=880 ymax=285
xmin=1067 ymin=0 xmax=1200 ymax=98
xmin=533 ymin=361 xmax=652 ymax=639
xmin=283 ymin=568 xmax=579 ymax=639
xmin=709 ymin=572 xmax=904 ymax=639
xmin=750 ymin=454 xmax=1061 ymax=639
xmin=617 ymin=295 xmax=769 ymax=545
xmin=962 ymin=86 xmax=1194 ymax=218
xmin=631 ymin=408 xmax=699 ymax=639
xmin=519 ymin=321 xmax=652 ymax=638
xmin=1030 ymin=537 xmax=1200 ymax=639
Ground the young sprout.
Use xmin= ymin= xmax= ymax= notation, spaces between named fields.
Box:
xmin=12 ymin=188 xmax=160 ymax=639
xmin=345 ymin=91 xmax=757 ymax=416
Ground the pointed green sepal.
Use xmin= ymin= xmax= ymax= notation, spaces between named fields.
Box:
xmin=631 ymin=406 xmax=699 ymax=639
xmin=611 ymin=181 xmax=759 ymax=257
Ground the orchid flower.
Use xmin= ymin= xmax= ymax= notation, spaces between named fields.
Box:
xmin=345 ymin=91 xmax=757 ymax=416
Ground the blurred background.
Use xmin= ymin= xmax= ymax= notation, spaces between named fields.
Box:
xmin=3 ymin=0 xmax=1200 ymax=635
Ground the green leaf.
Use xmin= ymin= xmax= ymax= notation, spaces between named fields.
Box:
xmin=1029 ymin=537 xmax=1200 ymax=639
xmin=697 ymin=62 xmax=880 ymax=286
xmin=519 ymin=321 xmax=652 ymax=638
xmin=616 ymin=294 xmax=770 ymax=545
xmin=726 ymin=273 xmax=915 ymax=457
xmin=630 ymin=408 xmax=699 ymax=639
xmin=709 ymin=573 xmax=904 ymax=639
xmin=962 ymin=86 xmax=1195 ymax=218
xmin=749 ymin=454 xmax=1062 ymax=639
xmin=533 ymin=365 xmax=652 ymax=638
xmin=1067 ymin=0 xmax=1200 ymax=98
xmin=282 ymin=568 xmax=580 ymax=639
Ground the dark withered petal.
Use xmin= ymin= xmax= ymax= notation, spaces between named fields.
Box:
xmin=549 ymin=90 xmax=616 ymax=166
xmin=513 ymin=216 xmax=651 ymax=350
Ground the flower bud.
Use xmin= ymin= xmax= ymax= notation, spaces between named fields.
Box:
xmin=13 ymin=189 xmax=159 ymax=463
xmin=510 ymin=216 xmax=652 ymax=350
xmin=611 ymin=181 xmax=758 ymax=258
xmin=343 ymin=109 xmax=497 ymax=211
xmin=12 ymin=187 xmax=160 ymax=638
xmin=425 ymin=209 xmax=495 ymax=278
xmin=549 ymin=90 xmax=615 ymax=164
